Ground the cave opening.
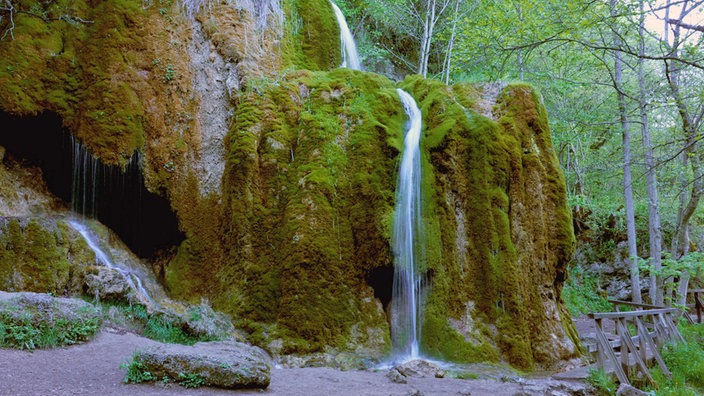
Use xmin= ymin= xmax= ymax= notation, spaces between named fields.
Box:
xmin=0 ymin=111 xmax=184 ymax=258
xmin=366 ymin=265 xmax=394 ymax=311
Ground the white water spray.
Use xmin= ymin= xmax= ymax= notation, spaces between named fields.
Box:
xmin=330 ymin=1 xmax=362 ymax=70
xmin=391 ymin=89 xmax=424 ymax=360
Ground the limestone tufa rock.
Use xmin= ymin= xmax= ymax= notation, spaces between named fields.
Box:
xmin=134 ymin=340 xmax=271 ymax=389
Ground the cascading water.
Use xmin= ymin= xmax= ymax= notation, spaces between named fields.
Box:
xmin=330 ymin=1 xmax=362 ymax=70
xmin=391 ymin=89 xmax=424 ymax=361
xmin=67 ymin=219 xmax=157 ymax=306
xmin=328 ymin=5 xmax=425 ymax=359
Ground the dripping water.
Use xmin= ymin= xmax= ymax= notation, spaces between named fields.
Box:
xmin=69 ymin=138 xmax=157 ymax=305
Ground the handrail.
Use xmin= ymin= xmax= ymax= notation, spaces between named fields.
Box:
xmin=609 ymin=299 xmax=664 ymax=310
xmin=589 ymin=308 xmax=679 ymax=320
xmin=588 ymin=306 xmax=683 ymax=387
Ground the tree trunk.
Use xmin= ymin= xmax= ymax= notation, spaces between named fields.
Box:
xmin=442 ymin=0 xmax=462 ymax=84
xmin=664 ymin=0 xmax=704 ymax=307
xmin=638 ymin=0 xmax=663 ymax=305
xmin=611 ymin=0 xmax=642 ymax=304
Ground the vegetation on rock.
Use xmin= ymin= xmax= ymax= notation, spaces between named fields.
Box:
xmin=0 ymin=292 xmax=101 ymax=349
xmin=0 ymin=0 xmax=579 ymax=371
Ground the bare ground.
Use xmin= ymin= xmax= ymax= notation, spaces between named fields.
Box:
xmin=0 ymin=326 xmax=591 ymax=396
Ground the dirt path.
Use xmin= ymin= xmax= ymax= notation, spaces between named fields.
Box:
xmin=0 ymin=328 xmax=588 ymax=396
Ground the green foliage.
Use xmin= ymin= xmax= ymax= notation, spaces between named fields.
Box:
xmin=177 ymin=372 xmax=205 ymax=388
xmin=121 ymin=355 xmax=155 ymax=384
xmin=586 ymin=368 xmax=617 ymax=396
xmin=640 ymin=253 xmax=704 ymax=303
xmin=562 ymin=265 xmax=611 ymax=316
xmin=101 ymin=301 xmax=213 ymax=345
xmin=143 ymin=314 xmax=202 ymax=345
xmin=645 ymin=323 xmax=704 ymax=395
xmin=0 ymin=310 xmax=100 ymax=350
xmin=121 ymin=356 xmax=205 ymax=388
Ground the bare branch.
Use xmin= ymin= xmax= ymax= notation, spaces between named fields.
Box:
xmin=669 ymin=18 xmax=704 ymax=33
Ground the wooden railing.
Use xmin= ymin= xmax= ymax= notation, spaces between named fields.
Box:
xmin=588 ymin=307 xmax=683 ymax=387
xmin=687 ymin=289 xmax=704 ymax=323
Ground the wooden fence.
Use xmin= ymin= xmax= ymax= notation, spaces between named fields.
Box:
xmin=589 ymin=303 xmax=683 ymax=387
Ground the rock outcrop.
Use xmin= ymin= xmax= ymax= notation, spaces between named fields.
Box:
xmin=0 ymin=0 xmax=578 ymax=369
xmin=132 ymin=340 xmax=271 ymax=389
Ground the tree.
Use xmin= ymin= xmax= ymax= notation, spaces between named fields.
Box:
xmin=662 ymin=0 xmax=704 ymax=305
xmin=610 ymin=0 xmax=642 ymax=304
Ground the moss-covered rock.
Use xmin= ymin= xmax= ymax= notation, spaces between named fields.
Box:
xmin=399 ymin=76 xmax=577 ymax=369
xmin=280 ymin=0 xmax=341 ymax=71
xmin=167 ymin=68 xmax=400 ymax=354
xmin=0 ymin=291 xmax=101 ymax=349
xmin=0 ymin=0 xmax=578 ymax=370
xmin=0 ymin=217 xmax=95 ymax=294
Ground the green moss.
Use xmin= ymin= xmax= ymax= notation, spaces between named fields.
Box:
xmin=282 ymin=0 xmax=341 ymax=71
xmin=422 ymin=304 xmax=499 ymax=363
xmin=167 ymin=69 xmax=401 ymax=351
xmin=395 ymin=77 xmax=576 ymax=369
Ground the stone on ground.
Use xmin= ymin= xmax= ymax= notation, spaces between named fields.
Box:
xmin=134 ymin=340 xmax=271 ymax=389
xmin=393 ymin=359 xmax=445 ymax=379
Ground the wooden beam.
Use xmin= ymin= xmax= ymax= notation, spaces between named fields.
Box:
xmin=590 ymin=308 xmax=679 ymax=320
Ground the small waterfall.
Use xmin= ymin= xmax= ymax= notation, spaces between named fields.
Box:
xmin=391 ymin=89 xmax=424 ymax=360
xmin=330 ymin=1 xmax=362 ymax=70
xmin=68 ymin=219 xmax=157 ymax=306
xmin=69 ymin=138 xmax=163 ymax=306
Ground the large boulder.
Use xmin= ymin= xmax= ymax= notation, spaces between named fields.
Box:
xmin=133 ymin=340 xmax=271 ymax=389
xmin=0 ymin=291 xmax=101 ymax=349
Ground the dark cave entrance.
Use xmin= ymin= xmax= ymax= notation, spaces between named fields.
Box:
xmin=0 ymin=111 xmax=184 ymax=258
xmin=366 ymin=265 xmax=394 ymax=310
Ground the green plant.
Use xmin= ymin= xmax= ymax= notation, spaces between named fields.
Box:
xmin=121 ymin=355 xmax=154 ymax=384
xmin=163 ymin=64 xmax=175 ymax=82
xmin=587 ymin=368 xmax=617 ymax=396
xmin=562 ymin=266 xmax=611 ymax=316
xmin=643 ymin=323 xmax=704 ymax=395
xmin=177 ymin=372 xmax=204 ymax=388
xmin=0 ymin=312 xmax=100 ymax=350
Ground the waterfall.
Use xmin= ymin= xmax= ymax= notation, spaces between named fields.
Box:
xmin=330 ymin=1 xmax=362 ymax=70
xmin=391 ymin=89 xmax=424 ymax=360
xmin=69 ymin=138 xmax=159 ymax=305
xmin=68 ymin=219 xmax=157 ymax=306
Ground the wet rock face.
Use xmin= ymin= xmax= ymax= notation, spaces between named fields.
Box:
xmin=0 ymin=0 xmax=578 ymax=371
xmin=134 ymin=340 xmax=272 ymax=389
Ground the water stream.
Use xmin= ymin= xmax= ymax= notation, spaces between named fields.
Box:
xmin=391 ymin=89 xmax=424 ymax=361
xmin=330 ymin=1 xmax=362 ymax=70
xmin=68 ymin=219 xmax=156 ymax=305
